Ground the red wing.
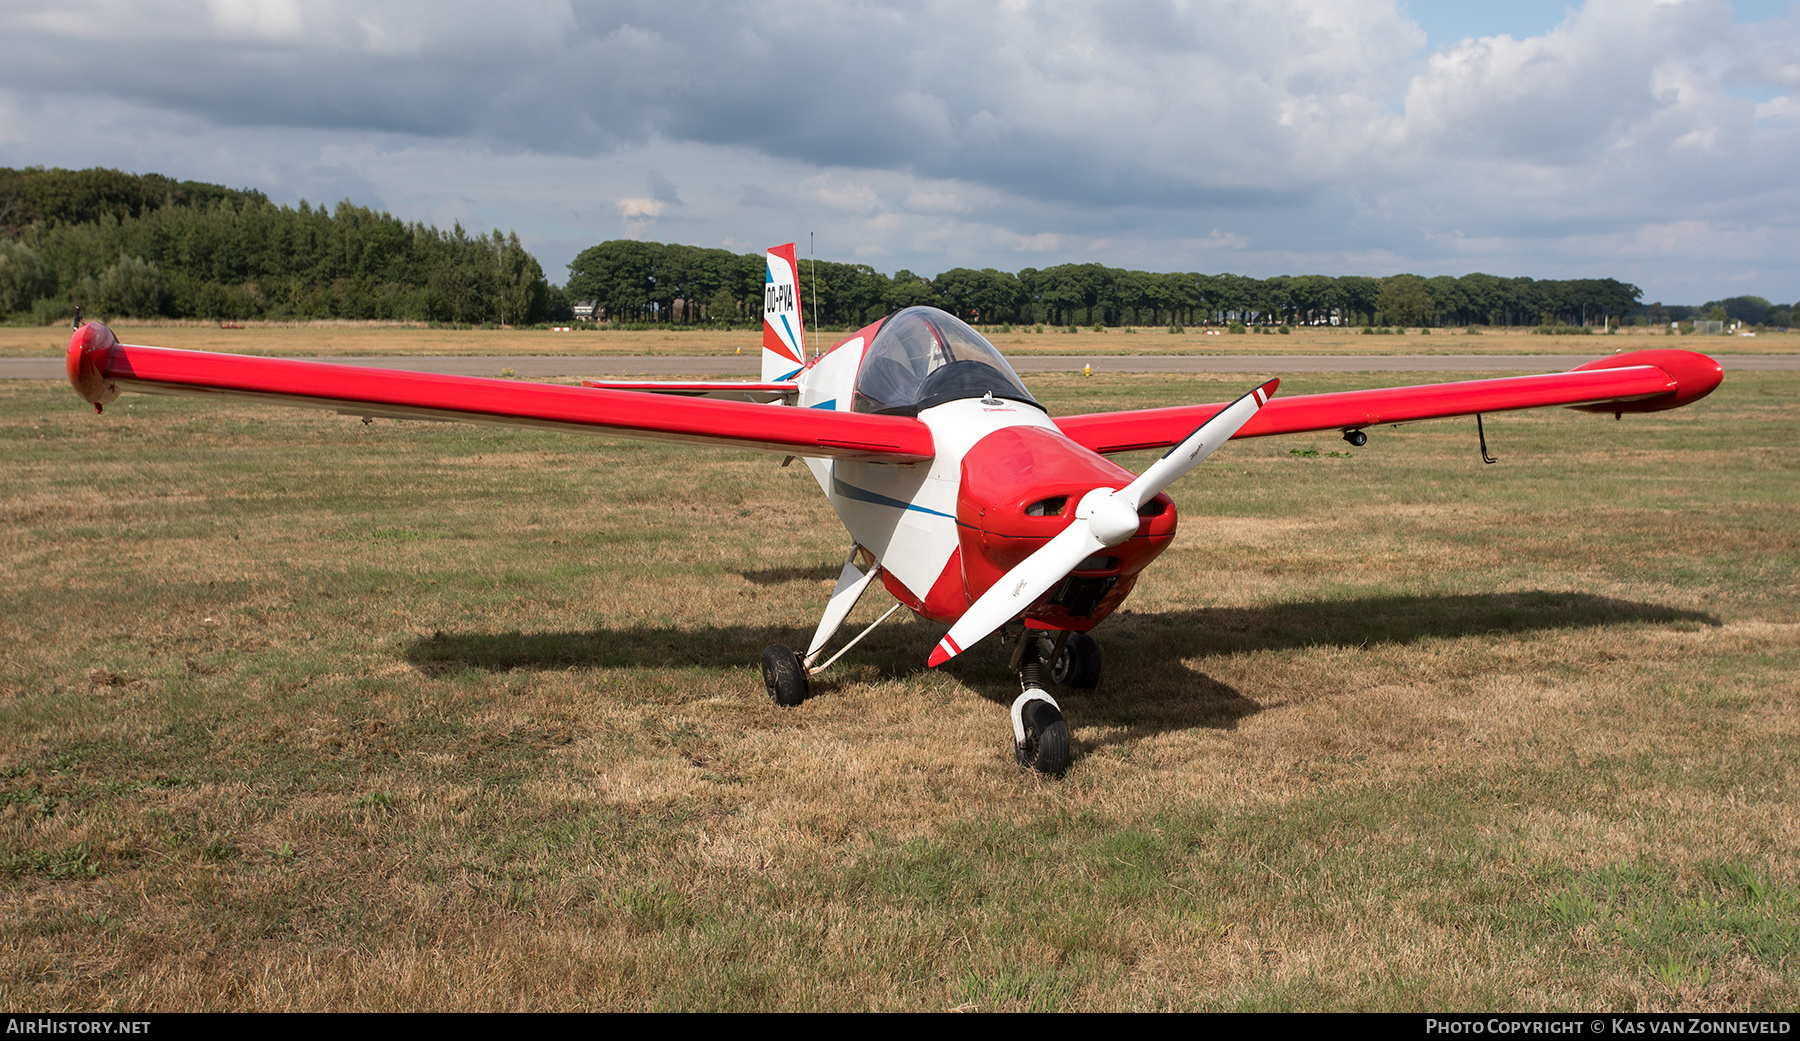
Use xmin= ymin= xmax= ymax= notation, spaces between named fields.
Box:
xmin=67 ymin=324 xmax=933 ymax=461
xmin=1054 ymin=349 xmax=1723 ymax=455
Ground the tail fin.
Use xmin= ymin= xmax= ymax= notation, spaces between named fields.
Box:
xmin=762 ymin=243 xmax=806 ymax=382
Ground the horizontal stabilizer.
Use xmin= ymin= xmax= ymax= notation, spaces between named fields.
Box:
xmin=580 ymin=379 xmax=797 ymax=404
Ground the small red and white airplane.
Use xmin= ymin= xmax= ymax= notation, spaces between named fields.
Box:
xmin=66 ymin=243 xmax=1723 ymax=773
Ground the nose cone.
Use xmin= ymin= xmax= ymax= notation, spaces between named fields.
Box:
xmin=956 ymin=424 xmax=1177 ymax=629
xmin=1079 ymin=488 xmax=1141 ymax=547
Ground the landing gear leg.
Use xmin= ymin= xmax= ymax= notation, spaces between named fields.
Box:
xmin=1011 ymin=637 xmax=1070 ymax=776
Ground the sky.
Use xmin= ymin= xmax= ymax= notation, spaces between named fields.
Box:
xmin=0 ymin=0 xmax=1795 ymax=305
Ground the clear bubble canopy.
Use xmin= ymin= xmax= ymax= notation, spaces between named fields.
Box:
xmin=851 ymin=307 xmax=1041 ymax=415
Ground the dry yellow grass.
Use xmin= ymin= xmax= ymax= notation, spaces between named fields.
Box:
xmin=1 ymin=365 xmax=1794 ymax=1010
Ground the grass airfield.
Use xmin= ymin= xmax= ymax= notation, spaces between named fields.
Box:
xmin=1 ymin=319 xmax=1792 ymax=358
xmin=1 ymin=330 xmax=1796 ymax=1010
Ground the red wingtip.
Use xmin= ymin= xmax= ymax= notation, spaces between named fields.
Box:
xmin=66 ymin=321 xmax=120 ymax=409
xmin=1568 ymin=349 xmax=1722 ymax=414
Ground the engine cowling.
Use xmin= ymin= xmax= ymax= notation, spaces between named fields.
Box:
xmin=955 ymin=425 xmax=1177 ymax=631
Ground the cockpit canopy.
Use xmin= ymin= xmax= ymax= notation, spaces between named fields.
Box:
xmin=851 ymin=307 xmax=1041 ymax=415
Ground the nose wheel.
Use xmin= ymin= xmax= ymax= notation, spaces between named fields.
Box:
xmin=1012 ymin=692 xmax=1070 ymax=775
xmin=1010 ymin=634 xmax=1074 ymax=775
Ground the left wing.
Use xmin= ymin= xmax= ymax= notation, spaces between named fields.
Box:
xmin=66 ymin=323 xmax=933 ymax=460
xmin=1054 ymin=349 xmax=1722 ymax=455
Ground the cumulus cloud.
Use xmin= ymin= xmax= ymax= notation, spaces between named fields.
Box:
xmin=0 ymin=0 xmax=1795 ymax=300
xmin=615 ymin=196 xmax=663 ymax=238
xmin=0 ymin=0 xmax=1413 ymax=205
xmin=1384 ymin=0 xmax=1797 ymax=252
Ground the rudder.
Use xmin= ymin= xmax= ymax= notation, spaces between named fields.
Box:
xmin=763 ymin=243 xmax=806 ymax=382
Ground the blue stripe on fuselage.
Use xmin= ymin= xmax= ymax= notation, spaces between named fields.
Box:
xmin=831 ymin=474 xmax=954 ymax=518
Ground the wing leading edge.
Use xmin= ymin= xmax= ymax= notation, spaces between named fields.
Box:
xmin=1054 ymin=349 xmax=1723 ymax=456
xmin=66 ymin=324 xmax=933 ymax=461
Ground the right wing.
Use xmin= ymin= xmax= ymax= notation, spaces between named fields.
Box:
xmin=1054 ymin=349 xmax=1723 ymax=455
xmin=66 ymin=323 xmax=933 ymax=461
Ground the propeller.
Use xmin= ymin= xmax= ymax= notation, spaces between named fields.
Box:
xmin=928 ymin=378 xmax=1277 ymax=667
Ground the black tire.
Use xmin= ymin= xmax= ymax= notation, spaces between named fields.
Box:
xmin=761 ymin=643 xmax=808 ymax=707
xmin=1014 ymin=698 xmax=1071 ymax=776
xmin=1051 ymin=633 xmax=1102 ymax=690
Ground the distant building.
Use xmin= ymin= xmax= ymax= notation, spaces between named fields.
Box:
xmin=573 ymin=299 xmax=602 ymax=321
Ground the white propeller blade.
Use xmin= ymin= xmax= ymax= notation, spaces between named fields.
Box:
xmin=1119 ymin=378 xmax=1278 ymax=508
xmin=929 ymin=378 xmax=1278 ymax=667
xmin=928 ymin=489 xmax=1128 ymax=667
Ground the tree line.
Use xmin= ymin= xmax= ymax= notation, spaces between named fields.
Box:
xmin=0 ymin=166 xmax=551 ymax=325
xmin=4 ymin=168 xmax=1786 ymax=330
xmin=1648 ymin=296 xmax=1793 ymax=329
xmin=567 ymin=239 xmax=1727 ymax=330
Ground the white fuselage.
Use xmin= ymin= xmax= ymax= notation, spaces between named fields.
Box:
xmin=792 ymin=332 xmax=1061 ymax=607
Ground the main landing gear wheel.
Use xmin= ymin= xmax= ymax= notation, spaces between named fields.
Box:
xmin=1050 ymin=632 xmax=1102 ymax=690
xmin=761 ymin=643 xmax=808 ymax=707
xmin=1013 ymin=694 xmax=1070 ymax=776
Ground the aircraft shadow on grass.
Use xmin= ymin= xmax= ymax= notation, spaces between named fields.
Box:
xmin=403 ymin=590 xmax=1716 ymax=741
xmin=737 ymin=564 xmax=842 ymax=586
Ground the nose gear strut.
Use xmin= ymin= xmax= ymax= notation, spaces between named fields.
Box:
xmin=1010 ymin=636 xmax=1070 ymax=775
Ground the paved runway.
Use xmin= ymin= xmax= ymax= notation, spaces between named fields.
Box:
xmin=5 ymin=353 xmax=1794 ymax=381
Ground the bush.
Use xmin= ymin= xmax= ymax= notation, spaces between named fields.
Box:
xmin=1168 ymin=323 xmax=1183 ymax=334
xmin=0 ymin=240 xmax=52 ymax=314
xmin=1278 ymin=325 xmax=1290 ymax=334
xmin=33 ymin=295 xmax=74 ymax=326
xmin=1227 ymin=321 xmax=1246 ymax=334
